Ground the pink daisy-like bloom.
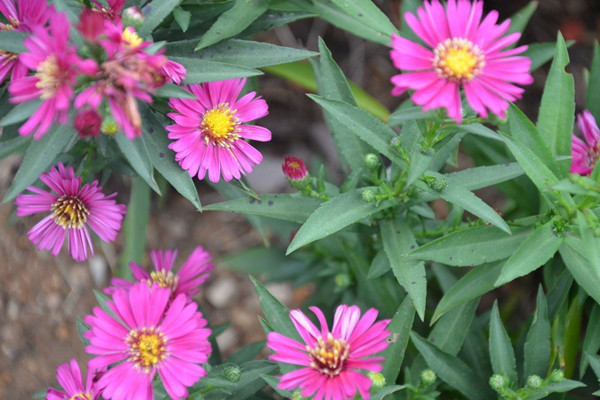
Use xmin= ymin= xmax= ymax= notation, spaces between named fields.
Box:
xmin=571 ymin=110 xmax=600 ymax=175
xmin=106 ymin=246 xmax=214 ymax=300
xmin=84 ymin=282 xmax=212 ymax=400
xmin=389 ymin=0 xmax=533 ymax=123
xmin=166 ymin=78 xmax=271 ymax=182
xmin=0 ymin=0 xmax=51 ymax=84
xmin=267 ymin=305 xmax=391 ymax=400
xmin=46 ymin=358 xmax=103 ymax=400
xmin=15 ymin=162 xmax=126 ymax=262
xmin=8 ymin=10 xmax=97 ymax=139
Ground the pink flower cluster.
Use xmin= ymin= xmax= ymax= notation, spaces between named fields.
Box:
xmin=46 ymin=247 xmax=214 ymax=400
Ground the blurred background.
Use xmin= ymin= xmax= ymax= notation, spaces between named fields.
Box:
xmin=2 ymin=0 xmax=600 ymax=398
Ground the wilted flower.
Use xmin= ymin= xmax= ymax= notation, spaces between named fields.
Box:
xmin=106 ymin=247 xmax=214 ymax=300
xmin=166 ymin=78 xmax=271 ymax=182
xmin=46 ymin=358 xmax=103 ymax=400
xmin=15 ymin=162 xmax=126 ymax=262
xmin=267 ymin=305 xmax=391 ymax=400
xmin=389 ymin=0 xmax=533 ymax=122
xmin=571 ymin=110 xmax=600 ymax=175
xmin=9 ymin=11 xmax=97 ymax=139
xmin=85 ymin=282 xmax=212 ymax=400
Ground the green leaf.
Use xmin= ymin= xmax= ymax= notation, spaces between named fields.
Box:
xmin=93 ymin=289 xmax=116 ymax=318
xmin=118 ymin=177 xmax=150 ymax=276
xmin=410 ymin=226 xmax=531 ymax=267
xmin=429 ymin=299 xmax=478 ymax=355
xmin=239 ymin=10 xmax=316 ymax=37
xmin=489 ymin=301 xmax=518 ymax=382
xmin=381 ymin=219 xmax=426 ymax=320
xmin=580 ymin=304 xmax=600 ymax=377
xmin=330 ymin=0 xmax=398 ymax=38
xmin=411 ymin=332 xmax=495 ymax=399
xmin=286 ymin=188 xmax=394 ymax=254
xmin=506 ymin=1 xmax=538 ymax=36
xmin=3 ymin=124 xmax=76 ymax=202
xmin=586 ymin=41 xmax=600 ymax=121
xmin=172 ymin=6 xmax=191 ymax=32
xmin=576 ymin=211 xmax=600 ymax=276
xmin=312 ymin=38 xmax=369 ymax=172
xmin=560 ymin=240 xmax=600 ymax=305
xmin=432 ymin=262 xmax=503 ymax=323
xmin=140 ymin=106 xmax=201 ymax=210
xmin=446 ymin=162 xmax=525 ymax=191
xmin=367 ymin=249 xmax=390 ymax=279
xmin=114 ymin=133 xmax=160 ymax=194
xmin=0 ymin=135 xmax=29 ymax=159
xmin=522 ymin=287 xmax=551 ymax=380
xmin=153 ymin=83 xmax=196 ymax=99
xmin=76 ymin=317 xmax=91 ymax=346
xmin=536 ymin=33 xmax=574 ymax=176
xmin=138 ymin=0 xmax=182 ymax=38
xmin=495 ymin=221 xmax=563 ymax=286
xmin=169 ymin=39 xmax=317 ymax=69
xmin=0 ymin=99 xmax=42 ymax=127
xmin=226 ymin=340 xmax=266 ymax=364
xmin=388 ymin=106 xmax=436 ymax=126
xmin=0 ymin=30 xmax=28 ymax=53
xmin=381 ymin=297 xmax=415 ymax=384
xmin=524 ymin=42 xmax=569 ymax=71
xmin=205 ymin=194 xmax=321 ymax=224
xmin=308 ymin=95 xmax=404 ymax=166
xmin=170 ymin=57 xmax=262 ymax=84
xmin=194 ymin=0 xmax=269 ymax=50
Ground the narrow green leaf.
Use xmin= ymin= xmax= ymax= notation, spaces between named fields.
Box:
xmin=93 ymin=290 xmax=116 ymax=318
xmin=312 ymin=38 xmax=369 ymax=171
xmin=330 ymin=0 xmax=398 ymax=38
xmin=0 ymin=135 xmax=29 ymax=159
xmin=506 ymin=2 xmax=538 ymax=36
xmin=406 ymin=145 xmax=433 ymax=187
xmin=118 ymin=177 xmax=149 ymax=276
xmin=172 ymin=6 xmax=191 ymax=32
xmin=205 ymin=194 xmax=321 ymax=224
xmin=381 ymin=297 xmax=415 ymax=384
xmin=411 ymin=332 xmax=495 ymax=399
xmin=580 ymin=304 xmax=600 ymax=377
xmin=140 ymin=106 xmax=201 ymax=210
xmin=286 ymin=189 xmax=394 ymax=254
xmin=170 ymin=57 xmax=262 ymax=84
xmin=308 ymin=95 xmax=404 ymax=166
xmin=114 ymin=133 xmax=160 ymax=194
xmin=495 ymin=221 xmax=563 ymax=286
xmin=432 ymin=262 xmax=503 ymax=323
xmin=194 ymin=0 xmax=269 ymax=50
xmin=0 ymin=99 xmax=42 ymax=127
xmin=586 ymin=41 xmax=600 ymax=121
xmin=536 ymin=33 xmax=574 ymax=176
xmin=399 ymin=0 xmax=421 ymax=43
xmin=154 ymin=83 xmax=196 ymax=99
xmin=138 ymin=0 xmax=182 ymax=38
xmin=410 ymin=226 xmax=531 ymax=267
xmin=367 ymin=249 xmax=390 ymax=279
xmin=522 ymin=287 xmax=551 ymax=380
xmin=430 ymin=299 xmax=478 ymax=355
xmin=489 ymin=301 xmax=518 ymax=382
xmin=524 ymin=42 xmax=568 ymax=71
xmin=240 ymin=10 xmax=316 ymax=37
xmin=3 ymin=124 xmax=76 ymax=202
xmin=446 ymin=162 xmax=525 ymax=191
xmin=0 ymin=30 xmax=28 ymax=53
xmin=381 ymin=219 xmax=426 ymax=320
xmin=577 ymin=211 xmax=600 ymax=277
xmin=388 ymin=106 xmax=436 ymax=126
xmin=76 ymin=317 xmax=91 ymax=346
xmin=560 ymin=240 xmax=600 ymax=305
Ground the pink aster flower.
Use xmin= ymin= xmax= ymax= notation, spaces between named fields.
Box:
xmin=571 ymin=110 xmax=600 ymax=175
xmin=390 ymin=0 xmax=533 ymax=123
xmin=106 ymin=246 xmax=214 ymax=300
xmin=15 ymin=162 xmax=126 ymax=262
xmin=84 ymin=282 xmax=212 ymax=400
xmin=267 ymin=305 xmax=391 ymax=400
xmin=166 ymin=78 xmax=271 ymax=182
xmin=46 ymin=358 xmax=103 ymax=400
xmin=8 ymin=10 xmax=97 ymax=139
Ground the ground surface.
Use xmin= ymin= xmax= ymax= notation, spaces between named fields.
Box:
xmin=1 ymin=1 xmax=598 ymax=398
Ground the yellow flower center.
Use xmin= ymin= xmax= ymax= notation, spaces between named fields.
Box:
xmin=121 ymin=27 xmax=143 ymax=48
xmin=69 ymin=393 xmax=92 ymax=400
xmin=307 ymin=333 xmax=349 ymax=377
xmin=35 ymin=55 xmax=61 ymax=99
xmin=127 ymin=327 xmax=167 ymax=373
xmin=148 ymin=270 xmax=179 ymax=292
xmin=51 ymin=195 xmax=89 ymax=229
xmin=433 ymin=38 xmax=484 ymax=82
xmin=201 ymin=103 xmax=240 ymax=147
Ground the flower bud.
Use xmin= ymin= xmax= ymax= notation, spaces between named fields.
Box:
xmin=122 ymin=7 xmax=145 ymax=30
xmin=361 ymin=189 xmax=376 ymax=203
xmin=368 ymin=372 xmax=386 ymax=392
xmin=422 ymin=175 xmax=447 ymax=191
xmin=548 ymin=369 xmax=564 ymax=383
xmin=390 ymin=136 xmax=402 ymax=150
xmin=74 ymin=109 xmax=102 ymax=138
xmin=420 ymin=369 xmax=436 ymax=386
xmin=489 ymin=374 xmax=508 ymax=392
xmin=364 ymin=153 xmax=380 ymax=169
xmin=223 ymin=365 xmax=241 ymax=382
xmin=77 ymin=8 xmax=104 ymax=41
xmin=101 ymin=116 xmax=119 ymax=135
xmin=526 ymin=375 xmax=542 ymax=389
xmin=334 ymin=273 xmax=351 ymax=290
xmin=282 ymin=155 xmax=310 ymax=190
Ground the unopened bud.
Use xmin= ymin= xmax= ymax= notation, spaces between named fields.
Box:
xmin=489 ymin=374 xmax=508 ymax=392
xmin=361 ymin=189 xmax=376 ymax=203
xmin=282 ymin=155 xmax=310 ymax=190
xmin=368 ymin=372 xmax=386 ymax=392
xmin=334 ymin=273 xmax=351 ymax=290
xmin=422 ymin=175 xmax=447 ymax=191
xmin=122 ymin=7 xmax=145 ymax=30
xmin=526 ymin=375 xmax=542 ymax=389
xmin=101 ymin=117 xmax=119 ymax=135
xmin=364 ymin=153 xmax=380 ymax=169
xmin=548 ymin=369 xmax=564 ymax=383
xmin=74 ymin=109 xmax=102 ymax=138
xmin=420 ymin=369 xmax=436 ymax=386
xmin=223 ymin=365 xmax=241 ymax=382
xmin=390 ymin=136 xmax=402 ymax=150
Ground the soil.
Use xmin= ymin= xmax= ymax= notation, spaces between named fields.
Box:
xmin=2 ymin=1 xmax=600 ymax=399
